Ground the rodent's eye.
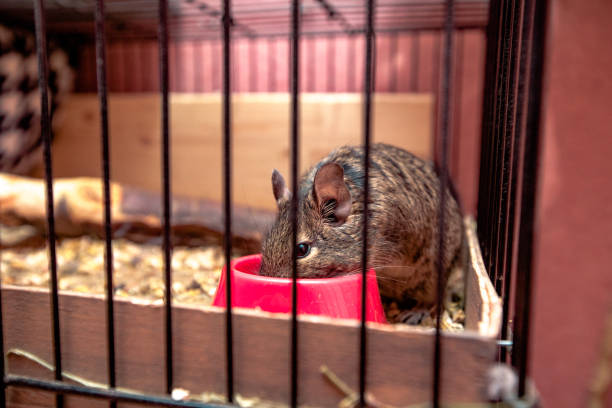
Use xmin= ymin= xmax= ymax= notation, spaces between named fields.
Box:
xmin=296 ymin=242 xmax=311 ymax=259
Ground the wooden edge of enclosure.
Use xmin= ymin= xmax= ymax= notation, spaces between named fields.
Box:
xmin=464 ymin=216 xmax=502 ymax=336
xmin=2 ymin=221 xmax=499 ymax=408
xmin=3 ymin=285 xmax=496 ymax=408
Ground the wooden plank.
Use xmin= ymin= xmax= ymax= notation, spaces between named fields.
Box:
xmin=3 ymin=286 xmax=495 ymax=408
xmin=47 ymin=93 xmax=433 ymax=211
xmin=0 ymin=174 xmax=275 ymax=251
xmin=464 ymin=217 xmax=502 ymax=334
xmin=2 ymin=225 xmax=500 ymax=407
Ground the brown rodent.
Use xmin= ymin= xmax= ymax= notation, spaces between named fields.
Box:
xmin=259 ymin=143 xmax=464 ymax=308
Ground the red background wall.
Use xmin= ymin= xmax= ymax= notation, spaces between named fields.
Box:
xmin=531 ymin=0 xmax=612 ymax=406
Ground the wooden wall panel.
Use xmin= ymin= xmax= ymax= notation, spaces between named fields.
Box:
xmin=49 ymin=93 xmax=433 ymax=211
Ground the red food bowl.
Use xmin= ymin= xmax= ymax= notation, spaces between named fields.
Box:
xmin=212 ymin=254 xmax=387 ymax=323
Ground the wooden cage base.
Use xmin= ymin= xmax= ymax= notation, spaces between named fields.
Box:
xmin=1 ymin=218 xmax=500 ymax=407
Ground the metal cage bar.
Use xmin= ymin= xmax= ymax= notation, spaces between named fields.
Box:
xmin=159 ymin=0 xmax=174 ymax=396
xmin=33 ymin=1 xmax=64 ymax=406
xmin=0 ymin=242 xmax=6 ymax=408
xmin=359 ymin=0 xmax=375 ymax=406
xmin=222 ymin=0 xmax=235 ymax=402
xmin=5 ymin=376 xmax=227 ymax=408
xmin=94 ymin=0 xmax=118 ymax=404
xmin=512 ymin=0 xmax=548 ymax=397
xmin=313 ymin=0 xmax=354 ymax=34
xmin=489 ymin=0 xmax=517 ymax=292
xmin=432 ymin=0 xmax=454 ymax=406
xmin=485 ymin=0 xmax=510 ymax=283
xmin=289 ymin=0 xmax=300 ymax=406
xmin=492 ymin=0 xmax=521 ymax=297
xmin=500 ymin=0 xmax=532 ymax=362
xmin=476 ymin=0 xmax=502 ymax=267
xmin=0 ymin=0 xmax=553 ymax=406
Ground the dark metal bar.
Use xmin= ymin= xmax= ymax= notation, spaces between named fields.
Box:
xmin=476 ymin=0 xmax=502 ymax=261
xmin=0 ymin=235 xmax=6 ymax=408
xmin=37 ymin=4 xmax=486 ymax=26
xmin=486 ymin=0 xmax=511 ymax=281
xmin=185 ymin=0 xmax=256 ymax=37
xmin=359 ymin=0 xmax=375 ymax=406
xmin=5 ymin=376 xmax=227 ymax=408
xmin=492 ymin=0 xmax=521 ymax=353
xmin=94 ymin=0 xmax=117 ymax=405
xmin=159 ymin=0 xmax=174 ymax=396
xmin=33 ymin=1 xmax=64 ymax=406
xmin=433 ymin=0 xmax=454 ymax=406
xmin=480 ymin=0 xmax=507 ymax=339
xmin=222 ymin=0 xmax=234 ymax=402
xmin=409 ymin=32 xmax=420 ymax=91
xmin=483 ymin=0 xmax=509 ymax=277
xmin=500 ymin=0 xmax=532 ymax=363
xmin=290 ymin=0 xmax=300 ymax=406
xmin=313 ymin=0 xmax=354 ymax=33
xmin=490 ymin=0 xmax=517 ymax=292
xmin=512 ymin=0 xmax=548 ymax=397
xmin=87 ymin=26 xmax=487 ymax=43
xmin=164 ymin=15 xmax=486 ymax=37
xmin=22 ymin=0 xmax=487 ymax=17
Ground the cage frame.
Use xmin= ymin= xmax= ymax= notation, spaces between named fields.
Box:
xmin=0 ymin=0 xmax=548 ymax=406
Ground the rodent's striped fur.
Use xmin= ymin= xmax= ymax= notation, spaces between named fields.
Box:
xmin=260 ymin=143 xmax=465 ymax=307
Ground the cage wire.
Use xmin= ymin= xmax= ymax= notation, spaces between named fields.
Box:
xmin=0 ymin=0 xmax=548 ymax=406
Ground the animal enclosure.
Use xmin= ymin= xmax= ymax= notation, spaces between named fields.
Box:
xmin=0 ymin=0 xmax=548 ymax=407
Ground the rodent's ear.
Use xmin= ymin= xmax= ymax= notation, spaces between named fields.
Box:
xmin=272 ymin=169 xmax=291 ymax=207
xmin=313 ymin=162 xmax=352 ymax=226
